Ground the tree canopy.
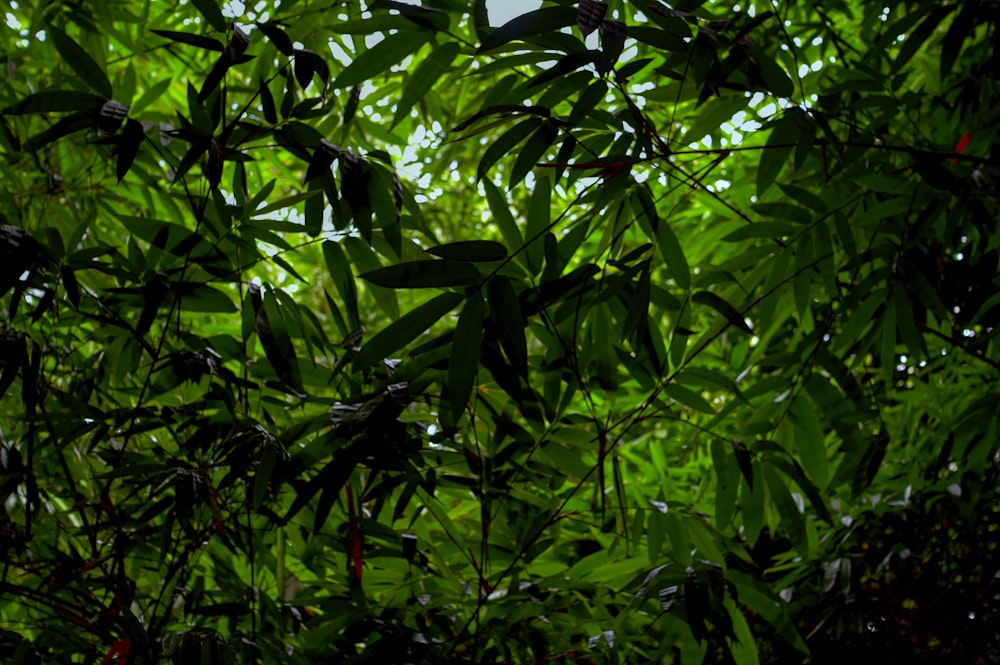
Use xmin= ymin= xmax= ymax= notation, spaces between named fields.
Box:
xmin=1 ymin=0 xmax=998 ymax=663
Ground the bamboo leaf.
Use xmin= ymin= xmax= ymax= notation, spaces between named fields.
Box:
xmin=151 ymin=29 xmax=224 ymax=51
xmin=487 ymin=275 xmax=528 ymax=377
xmin=190 ymin=0 xmax=229 ymax=32
xmin=449 ymin=291 xmax=484 ymax=416
xmin=426 ymin=240 xmax=507 ymax=262
xmin=334 ymin=30 xmax=435 ymax=89
xmin=353 ymin=292 xmax=463 ymax=370
xmin=48 ymin=26 xmax=113 ymax=98
xmin=691 ymin=291 xmax=752 ymax=333
xmin=360 ymin=260 xmax=482 ymax=289
xmin=392 ymin=41 xmax=461 ymax=128
xmin=477 ymin=6 xmax=577 ymax=53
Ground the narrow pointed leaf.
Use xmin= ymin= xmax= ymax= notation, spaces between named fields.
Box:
xmin=151 ymin=29 xmax=224 ymax=51
xmin=449 ymin=292 xmax=484 ymax=416
xmin=691 ymin=291 xmax=752 ymax=333
xmin=190 ymin=0 xmax=229 ymax=32
xmin=354 ymin=292 xmax=463 ymax=370
xmin=425 ymin=240 xmax=507 ymax=262
xmin=360 ymin=260 xmax=481 ymax=288
xmin=4 ymin=90 xmax=106 ymax=115
xmin=392 ymin=41 xmax=461 ymax=128
xmin=334 ymin=30 xmax=434 ymax=89
xmin=48 ymin=26 xmax=113 ymax=98
xmin=257 ymin=22 xmax=295 ymax=56
xmin=487 ymin=275 xmax=527 ymax=377
xmin=478 ymin=6 xmax=577 ymax=53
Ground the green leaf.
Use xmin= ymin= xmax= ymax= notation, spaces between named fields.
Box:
xmin=182 ymin=285 xmax=237 ymax=312
xmin=743 ymin=465 xmax=766 ymax=545
xmin=891 ymin=283 xmax=925 ymax=360
xmin=941 ymin=3 xmax=975 ymax=78
xmin=509 ymin=120 xmax=558 ymax=190
xmin=343 ymin=237 xmax=399 ymax=320
xmin=787 ymin=397 xmax=830 ymax=488
xmin=483 ymin=179 xmax=523 ymax=253
xmin=130 ymin=77 xmax=173 ymax=115
xmin=253 ymin=445 xmax=277 ymax=511
xmin=656 ymin=217 xmax=691 ymax=291
xmin=728 ymin=570 xmax=809 ymax=654
xmin=721 ymin=221 xmax=797 ymax=242
xmin=259 ymin=76 xmax=277 ymax=124
xmin=151 ymin=29 xmax=224 ymax=51
xmin=765 ymin=466 xmax=807 ymax=555
xmin=663 ymin=384 xmax=714 ymax=414
xmin=752 ymin=45 xmax=794 ymax=98
xmin=322 ymin=241 xmax=361 ymax=331
xmin=353 ymin=292 xmax=463 ymax=370
xmin=477 ymin=6 xmax=577 ymax=54
xmin=682 ymin=95 xmax=747 ymax=144
xmin=487 ymin=275 xmax=528 ymax=377
xmin=647 ymin=509 xmax=666 ymax=565
xmin=392 ymin=41 xmax=461 ymax=127
xmin=256 ymin=22 xmax=295 ymax=56
xmin=756 ymin=116 xmax=796 ymax=197
xmin=251 ymin=189 xmax=321 ymax=216
xmin=334 ymin=30 xmax=435 ymax=89
xmin=425 ymin=240 xmax=507 ymax=262
xmin=893 ymin=6 xmax=958 ymax=75
xmin=3 ymin=90 xmax=106 ymax=115
xmin=712 ymin=440 xmax=741 ymax=529
xmin=763 ymin=450 xmax=833 ymax=524
xmin=449 ymin=291 xmax=484 ymax=416
xmin=691 ymin=291 xmax=752 ymax=333
xmin=190 ymin=0 xmax=229 ymax=32
xmin=478 ymin=118 xmax=541 ymax=182
xmin=48 ymin=26 xmax=113 ymax=98
xmin=360 ymin=260 xmax=482 ymax=289
xmin=524 ymin=173 xmax=551 ymax=274
xmin=750 ymin=202 xmax=813 ymax=223
xmin=835 ymin=289 xmax=885 ymax=353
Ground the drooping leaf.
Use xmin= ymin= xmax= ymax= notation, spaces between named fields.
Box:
xmin=115 ymin=119 xmax=145 ymax=183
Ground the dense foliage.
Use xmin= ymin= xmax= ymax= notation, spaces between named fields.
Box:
xmin=1 ymin=0 xmax=998 ymax=662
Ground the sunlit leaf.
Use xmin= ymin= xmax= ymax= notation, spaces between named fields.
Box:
xmin=334 ymin=30 xmax=435 ymax=89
